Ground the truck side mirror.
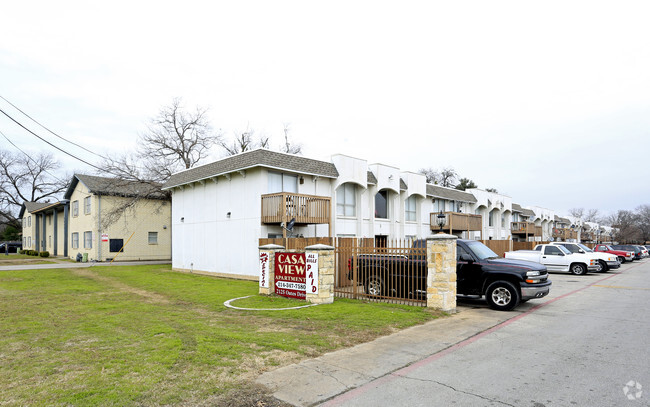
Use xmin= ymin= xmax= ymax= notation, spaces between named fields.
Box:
xmin=459 ymin=254 xmax=474 ymax=262
xmin=578 ymin=249 xmax=585 ymax=253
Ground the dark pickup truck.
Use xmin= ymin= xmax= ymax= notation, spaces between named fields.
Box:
xmin=349 ymin=239 xmax=551 ymax=311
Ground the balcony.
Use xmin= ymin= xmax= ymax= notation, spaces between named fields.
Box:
xmin=552 ymin=228 xmax=578 ymax=240
xmin=511 ymin=221 xmax=541 ymax=237
xmin=430 ymin=212 xmax=482 ymax=235
xmin=261 ymin=193 xmax=331 ymax=234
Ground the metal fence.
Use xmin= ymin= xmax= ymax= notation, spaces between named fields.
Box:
xmin=334 ymin=238 xmax=427 ymax=306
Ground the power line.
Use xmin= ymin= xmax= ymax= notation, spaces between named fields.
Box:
xmin=0 ymin=107 xmax=107 ymax=172
xmin=0 ymin=94 xmax=107 ymax=160
xmin=0 ymin=129 xmax=67 ymax=183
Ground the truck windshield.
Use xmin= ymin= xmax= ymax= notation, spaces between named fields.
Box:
xmin=558 ymin=245 xmax=572 ymax=255
xmin=466 ymin=241 xmax=499 ymax=260
xmin=577 ymin=243 xmax=593 ymax=252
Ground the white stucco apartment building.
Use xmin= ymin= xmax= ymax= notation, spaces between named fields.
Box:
xmin=162 ymin=149 xmax=461 ymax=279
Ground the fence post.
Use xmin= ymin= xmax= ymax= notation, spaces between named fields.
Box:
xmin=305 ymin=244 xmax=335 ymax=304
xmin=259 ymin=244 xmax=284 ymax=295
xmin=426 ymin=234 xmax=458 ymax=312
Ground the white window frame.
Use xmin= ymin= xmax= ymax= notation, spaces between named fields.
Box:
xmin=374 ymin=190 xmax=389 ymax=219
xmin=336 ymin=183 xmax=357 ymax=217
xmin=405 ymin=196 xmax=417 ymax=222
xmin=72 ymin=201 xmax=79 ymax=217
xmin=84 ymin=196 xmax=91 ymax=215
xmin=72 ymin=233 xmax=79 ymax=249
xmin=84 ymin=231 xmax=92 ymax=249
xmin=148 ymin=232 xmax=158 ymax=245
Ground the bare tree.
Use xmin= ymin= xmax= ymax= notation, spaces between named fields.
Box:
xmin=418 ymin=168 xmax=439 ymax=184
xmin=584 ymin=208 xmax=601 ymax=223
xmin=438 ymin=167 xmax=458 ymax=188
xmin=568 ymin=208 xmax=584 ymax=219
xmin=280 ymin=123 xmax=302 ymax=155
xmin=485 ymin=188 xmax=498 ymax=193
xmin=636 ymin=204 xmax=650 ymax=243
xmin=218 ymin=127 xmax=269 ymax=156
xmin=0 ymin=149 xmax=68 ymax=227
xmin=608 ymin=210 xmax=641 ymax=243
xmin=139 ymin=97 xmax=219 ymax=175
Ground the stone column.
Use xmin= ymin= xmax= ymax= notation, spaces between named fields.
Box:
xmin=258 ymin=244 xmax=284 ymax=295
xmin=426 ymin=234 xmax=458 ymax=312
xmin=305 ymin=244 xmax=335 ymax=305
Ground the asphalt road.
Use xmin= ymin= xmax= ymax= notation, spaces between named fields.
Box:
xmin=321 ymin=260 xmax=650 ymax=407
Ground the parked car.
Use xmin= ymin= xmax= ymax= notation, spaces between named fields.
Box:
xmin=505 ymin=244 xmax=599 ymax=275
xmin=550 ymin=242 xmax=620 ymax=272
xmin=593 ymin=244 xmax=635 ymax=263
xmin=612 ymin=245 xmax=643 ymax=260
xmin=0 ymin=242 xmax=22 ymax=253
xmin=349 ymin=239 xmax=551 ymax=311
xmin=634 ymin=245 xmax=648 ymax=258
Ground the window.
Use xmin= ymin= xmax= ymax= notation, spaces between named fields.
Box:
xmin=84 ymin=231 xmax=92 ymax=249
xmin=71 ymin=233 xmax=79 ymax=249
xmin=336 ymin=183 xmax=356 ymax=217
xmin=544 ymin=246 xmax=563 ymax=256
xmin=374 ymin=190 xmax=389 ymax=219
xmin=109 ymin=239 xmax=124 ymax=253
xmin=501 ymin=213 xmax=506 ymax=228
xmin=28 ymin=237 xmax=31 ymax=248
xmin=28 ymin=216 xmax=32 ymax=227
xmin=84 ymin=196 xmax=91 ymax=215
xmin=268 ymin=172 xmax=297 ymax=193
xmin=49 ymin=236 xmax=52 ymax=247
xmin=489 ymin=210 xmax=496 ymax=227
xmin=433 ymin=199 xmax=444 ymax=212
xmin=23 ymin=237 xmax=26 ymax=247
xmin=148 ymin=232 xmax=158 ymax=245
xmin=72 ymin=201 xmax=79 ymax=217
xmin=405 ymin=196 xmax=417 ymax=222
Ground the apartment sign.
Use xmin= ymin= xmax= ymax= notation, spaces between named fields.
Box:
xmin=274 ymin=252 xmax=306 ymax=299
xmin=259 ymin=252 xmax=269 ymax=288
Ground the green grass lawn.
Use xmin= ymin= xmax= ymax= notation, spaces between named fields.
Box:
xmin=0 ymin=265 xmax=443 ymax=406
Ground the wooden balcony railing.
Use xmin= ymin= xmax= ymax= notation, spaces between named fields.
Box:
xmin=511 ymin=221 xmax=541 ymax=236
xmin=261 ymin=192 xmax=331 ymax=227
xmin=430 ymin=212 xmax=482 ymax=235
xmin=552 ymin=228 xmax=578 ymax=240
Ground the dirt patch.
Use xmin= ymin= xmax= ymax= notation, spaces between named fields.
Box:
xmin=71 ymin=268 xmax=171 ymax=304
xmin=206 ymin=383 xmax=293 ymax=407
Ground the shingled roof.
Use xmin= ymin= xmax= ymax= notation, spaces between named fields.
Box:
xmin=19 ymin=201 xmax=51 ymax=217
xmin=426 ymin=185 xmax=477 ymax=203
xmin=162 ymin=149 xmax=339 ymax=190
xmin=367 ymin=171 xmax=377 ymax=185
xmin=512 ymin=203 xmax=523 ymax=213
xmin=65 ymin=174 xmax=167 ymax=200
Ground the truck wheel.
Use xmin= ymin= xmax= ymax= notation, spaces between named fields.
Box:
xmin=570 ymin=263 xmax=587 ymax=275
xmin=618 ymin=256 xmax=625 ymax=264
xmin=485 ymin=281 xmax=520 ymax=311
xmin=597 ymin=260 xmax=608 ymax=272
xmin=365 ymin=275 xmax=384 ymax=297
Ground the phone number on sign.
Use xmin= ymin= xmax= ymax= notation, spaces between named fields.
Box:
xmin=276 ymin=281 xmax=306 ymax=290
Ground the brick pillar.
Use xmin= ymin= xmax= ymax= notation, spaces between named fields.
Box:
xmin=305 ymin=244 xmax=335 ymax=305
xmin=426 ymin=233 xmax=457 ymax=312
xmin=259 ymin=244 xmax=284 ymax=295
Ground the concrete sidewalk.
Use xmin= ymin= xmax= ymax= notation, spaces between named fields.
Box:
xmin=0 ymin=260 xmax=171 ymax=271
xmin=257 ymin=305 xmax=518 ymax=407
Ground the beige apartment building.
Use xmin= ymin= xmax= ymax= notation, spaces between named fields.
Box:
xmin=64 ymin=174 xmax=171 ymax=262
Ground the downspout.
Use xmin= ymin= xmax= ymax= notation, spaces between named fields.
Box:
xmin=53 ymin=208 xmax=58 ymax=256
xmin=97 ymin=195 xmax=102 ymax=261
xmin=63 ymin=201 xmax=69 ymax=257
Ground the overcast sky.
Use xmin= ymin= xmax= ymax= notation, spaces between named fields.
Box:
xmin=1 ymin=1 xmax=649 ymax=218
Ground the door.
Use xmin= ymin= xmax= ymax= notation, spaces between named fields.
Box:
xmin=542 ymin=245 xmax=567 ymax=271
xmin=456 ymin=245 xmax=483 ymax=295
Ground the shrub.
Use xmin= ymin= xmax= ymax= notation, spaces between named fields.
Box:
xmin=29 ymin=250 xmax=39 ymax=256
xmin=19 ymin=249 xmax=26 ymax=254
xmin=39 ymin=251 xmax=50 ymax=258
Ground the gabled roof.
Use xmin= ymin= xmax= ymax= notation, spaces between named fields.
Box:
xmin=162 ymin=149 xmax=339 ymax=190
xmin=426 ymin=185 xmax=477 ymax=203
xmin=512 ymin=203 xmax=523 ymax=213
xmin=520 ymin=207 xmax=536 ymax=217
xmin=31 ymin=201 xmax=68 ymax=214
xmin=400 ymin=179 xmax=408 ymax=191
xmin=19 ymin=201 xmax=51 ymax=218
xmin=65 ymin=174 xmax=167 ymax=200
